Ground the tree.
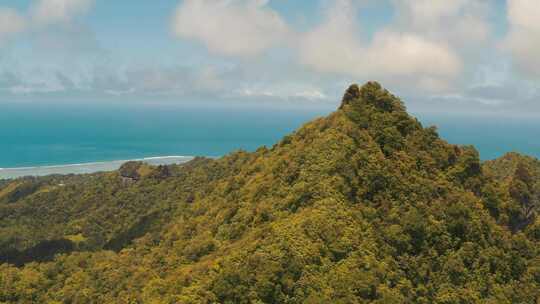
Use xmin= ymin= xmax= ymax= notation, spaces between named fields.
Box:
xmin=509 ymin=162 xmax=538 ymax=231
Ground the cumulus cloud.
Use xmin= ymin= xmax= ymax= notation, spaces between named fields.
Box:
xmin=0 ymin=8 xmax=26 ymax=43
xmin=299 ymin=0 xmax=462 ymax=92
xmin=503 ymin=0 xmax=540 ymax=78
xmin=392 ymin=0 xmax=491 ymax=47
xmin=166 ymin=0 xmax=502 ymax=96
xmin=30 ymin=0 xmax=94 ymax=25
xmin=0 ymin=0 xmax=94 ymax=46
xmin=172 ymin=0 xmax=290 ymax=57
xmin=507 ymin=0 xmax=540 ymax=31
xmin=167 ymin=0 xmax=498 ymax=95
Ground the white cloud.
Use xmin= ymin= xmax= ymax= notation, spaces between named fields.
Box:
xmin=30 ymin=0 xmax=93 ymax=25
xmin=0 ymin=0 xmax=94 ymax=45
xmin=235 ymin=85 xmax=327 ymax=101
xmin=0 ymin=8 xmax=26 ymax=43
xmin=392 ymin=0 xmax=491 ymax=46
xmin=167 ymin=0 xmax=498 ymax=95
xmin=123 ymin=65 xmax=225 ymax=95
xmin=435 ymin=93 xmax=505 ymax=106
xmin=503 ymin=0 xmax=540 ymax=78
xmin=507 ymin=0 xmax=540 ymax=31
xmin=299 ymin=0 xmax=461 ymax=92
xmin=294 ymin=90 xmax=327 ymax=101
xmin=172 ymin=0 xmax=290 ymax=57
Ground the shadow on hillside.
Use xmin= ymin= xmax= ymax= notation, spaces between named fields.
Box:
xmin=0 ymin=238 xmax=76 ymax=267
xmin=104 ymin=212 xmax=161 ymax=252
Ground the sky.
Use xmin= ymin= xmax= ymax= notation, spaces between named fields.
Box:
xmin=0 ymin=0 xmax=539 ymax=115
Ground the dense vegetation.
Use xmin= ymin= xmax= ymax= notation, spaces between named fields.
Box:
xmin=1 ymin=82 xmax=539 ymax=303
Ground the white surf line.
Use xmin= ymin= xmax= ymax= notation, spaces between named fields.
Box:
xmin=141 ymin=156 xmax=192 ymax=160
xmin=0 ymin=155 xmax=195 ymax=171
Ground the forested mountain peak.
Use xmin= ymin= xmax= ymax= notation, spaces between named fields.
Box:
xmin=340 ymin=82 xmax=404 ymax=114
xmin=1 ymin=83 xmax=539 ymax=303
xmin=484 ymin=152 xmax=540 ymax=182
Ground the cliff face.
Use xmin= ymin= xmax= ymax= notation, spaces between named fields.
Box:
xmin=0 ymin=83 xmax=539 ymax=303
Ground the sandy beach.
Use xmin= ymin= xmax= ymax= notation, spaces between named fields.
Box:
xmin=0 ymin=156 xmax=194 ymax=179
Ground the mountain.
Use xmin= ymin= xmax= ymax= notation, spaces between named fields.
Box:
xmin=483 ymin=152 xmax=540 ymax=233
xmin=1 ymin=82 xmax=539 ymax=304
xmin=484 ymin=152 xmax=540 ymax=182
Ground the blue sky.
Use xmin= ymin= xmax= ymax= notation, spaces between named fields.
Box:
xmin=0 ymin=0 xmax=538 ymax=115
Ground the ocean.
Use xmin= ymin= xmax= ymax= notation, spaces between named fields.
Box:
xmin=1 ymin=102 xmax=539 ymax=179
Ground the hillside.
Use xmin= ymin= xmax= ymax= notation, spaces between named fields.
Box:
xmin=1 ymin=82 xmax=539 ymax=304
xmin=484 ymin=152 xmax=540 ymax=182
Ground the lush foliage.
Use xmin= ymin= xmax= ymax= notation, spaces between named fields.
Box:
xmin=1 ymin=83 xmax=539 ymax=303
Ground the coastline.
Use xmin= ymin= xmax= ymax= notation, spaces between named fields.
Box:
xmin=0 ymin=156 xmax=194 ymax=180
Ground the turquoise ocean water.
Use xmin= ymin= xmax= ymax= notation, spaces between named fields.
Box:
xmin=1 ymin=102 xmax=538 ymax=178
